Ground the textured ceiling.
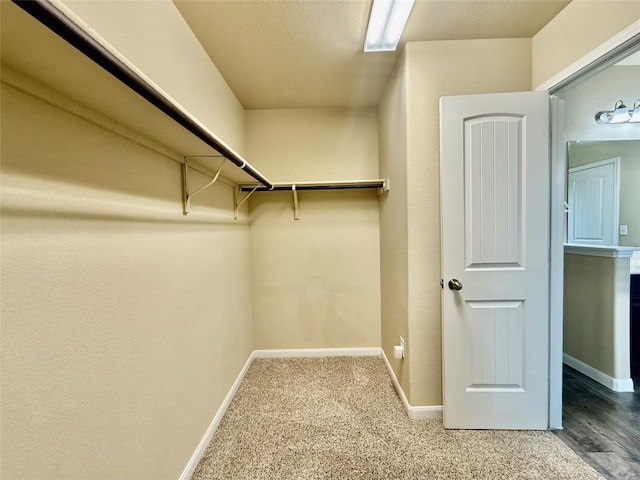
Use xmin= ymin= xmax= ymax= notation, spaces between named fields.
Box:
xmin=173 ymin=0 xmax=571 ymax=110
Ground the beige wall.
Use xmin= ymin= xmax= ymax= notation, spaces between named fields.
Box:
xmin=568 ymin=140 xmax=640 ymax=247
xmin=1 ymin=77 xmax=254 ymax=479
xmin=378 ymin=54 xmax=411 ymax=397
xmin=404 ymin=39 xmax=532 ymax=406
xmin=245 ymin=108 xmax=381 ymax=349
xmin=1 ymin=1 xmax=255 ymax=478
xmin=378 ymin=38 xmax=532 ymax=406
xmin=563 ymin=253 xmax=631 ymax=379
xmin=532 ymin=0 xmax=640 ymax=89
xmin=6 ymin=3 xmax=638 ymax=478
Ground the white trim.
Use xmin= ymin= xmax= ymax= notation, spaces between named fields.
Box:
xmin=252 ymin=347 xmax=382 ymax=358
xmin=179 ymin=352 xmax=255 ymax=480
xmin=535 ymin=19 xmax=640 ymax=92
xmin=567 ymin=157 xmax=620 ymax=174
xmin=548 ymin=94 xmax=567 ymax=429
xmin=563 ymin=353 xmax=634 ymax=393
xmin=380 ymin=349 xmax=443 ymax=420
xmin=564 ymin=244 xmax=637 ymax=258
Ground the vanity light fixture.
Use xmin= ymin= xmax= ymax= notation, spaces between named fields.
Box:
xmin=594 ymin=100 xmax=640 ymax=124
xmin=364 ymin=0 xmax=415 ymax=52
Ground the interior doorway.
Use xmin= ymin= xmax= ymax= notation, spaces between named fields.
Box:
xmin=544 ymin=30 xmax=640 ymax=429
xmin=545 ymin=33 xmax=640 ymax=480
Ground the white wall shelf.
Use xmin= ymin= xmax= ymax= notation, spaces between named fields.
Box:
xmin=6 ymin=0 xmax=274 ymax=202
xmin=236 ymin=179 xmax=390 ymax=220
xmin=7 ymin=1 xmax=390 ymax=220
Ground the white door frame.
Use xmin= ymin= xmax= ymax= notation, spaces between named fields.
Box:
xmin=537 ymin=20 xmax=640 ymax=429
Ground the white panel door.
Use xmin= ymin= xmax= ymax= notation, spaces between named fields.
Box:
xmin=440 ymin=92 xmax=549 ymax=429
xmin=568 ymin=159 xmax=619 ymax=246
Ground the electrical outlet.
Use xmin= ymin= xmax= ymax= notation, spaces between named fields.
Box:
xmin=620 ymin=224 xmax=629 ymax=236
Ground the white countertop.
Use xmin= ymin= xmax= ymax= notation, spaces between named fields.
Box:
xmin=564 ymin=244 xmax=640 ymax=274
xmin=632 ymin=251 xmax=640 ymax=275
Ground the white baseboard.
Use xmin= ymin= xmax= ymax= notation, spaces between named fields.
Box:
xmin=252 ymin=347 xmax=382 ymax=358
xmin=563 ymin=353 xmax=635 ymax=393
xmin=178 ymin=352 xmax=255 ymax=480
xmin=380 ymin=349 xmax=443 ymax=420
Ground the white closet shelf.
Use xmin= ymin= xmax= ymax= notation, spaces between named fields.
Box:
xmin=235 ymin=179 xmax=390 ymax=220
xmin=6 ymin=0 xmax=272 ymax=189
xmin=7 ymin=0 xmax=388 ymax=220
xmin=238 ymin=179 xmax=389 ymax=192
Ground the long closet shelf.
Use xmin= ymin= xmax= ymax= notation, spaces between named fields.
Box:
xmin=7 ymin=0 xmax=387 ymax=220
xmin=11 ymin=0 xmax=274 ymax=190
xmin=238 ymin=179 xmax=389 ymax=192
xmin=236 ymin=179 xmax=390 ymax=220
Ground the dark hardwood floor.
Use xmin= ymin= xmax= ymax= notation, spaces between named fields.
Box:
xmin=553 ymin=365 xmax=640 ymax=479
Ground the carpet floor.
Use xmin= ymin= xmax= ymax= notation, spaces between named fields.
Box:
xmin=192 ymin=356 xmax=603 ymax=479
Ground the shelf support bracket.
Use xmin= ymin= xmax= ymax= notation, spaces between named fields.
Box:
xmin=292 ymin=184 xmax=300 ymax=220
xmin=182 ymin=157 xmax=226 ymax=215
xmin=378 ymin=178 xmax=390 ymax=195
xmin=234 ymin=184 xmax=260 ymax=220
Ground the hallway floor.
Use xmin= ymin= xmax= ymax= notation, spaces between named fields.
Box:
xmin=553 ymin=365 xmax=640 ymax=479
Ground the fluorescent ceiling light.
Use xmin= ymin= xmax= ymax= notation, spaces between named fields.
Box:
xmin=364 ymin=0 xmax=415 ymax=52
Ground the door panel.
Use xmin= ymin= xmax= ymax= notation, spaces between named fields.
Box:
xmin=440 ymin=91 xmax=549 ymax=430
xmin=466 ymin=116 xmax=523 ymax=269
xmin=468 ymin=300 xmax=524 ymax=390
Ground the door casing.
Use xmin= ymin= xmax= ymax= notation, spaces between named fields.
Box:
xmin=537 ymin=22 xmax=640 ymax=429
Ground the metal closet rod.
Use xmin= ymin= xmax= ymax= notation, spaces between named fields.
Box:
xmin=238 ymin=180 xmax=387 ymax=192
xmin=13 ymin=0 xmax=274 ymax=190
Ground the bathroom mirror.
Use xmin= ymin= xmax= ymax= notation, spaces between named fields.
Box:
xmin=567 ymin=139 xmax=640 ymax=247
